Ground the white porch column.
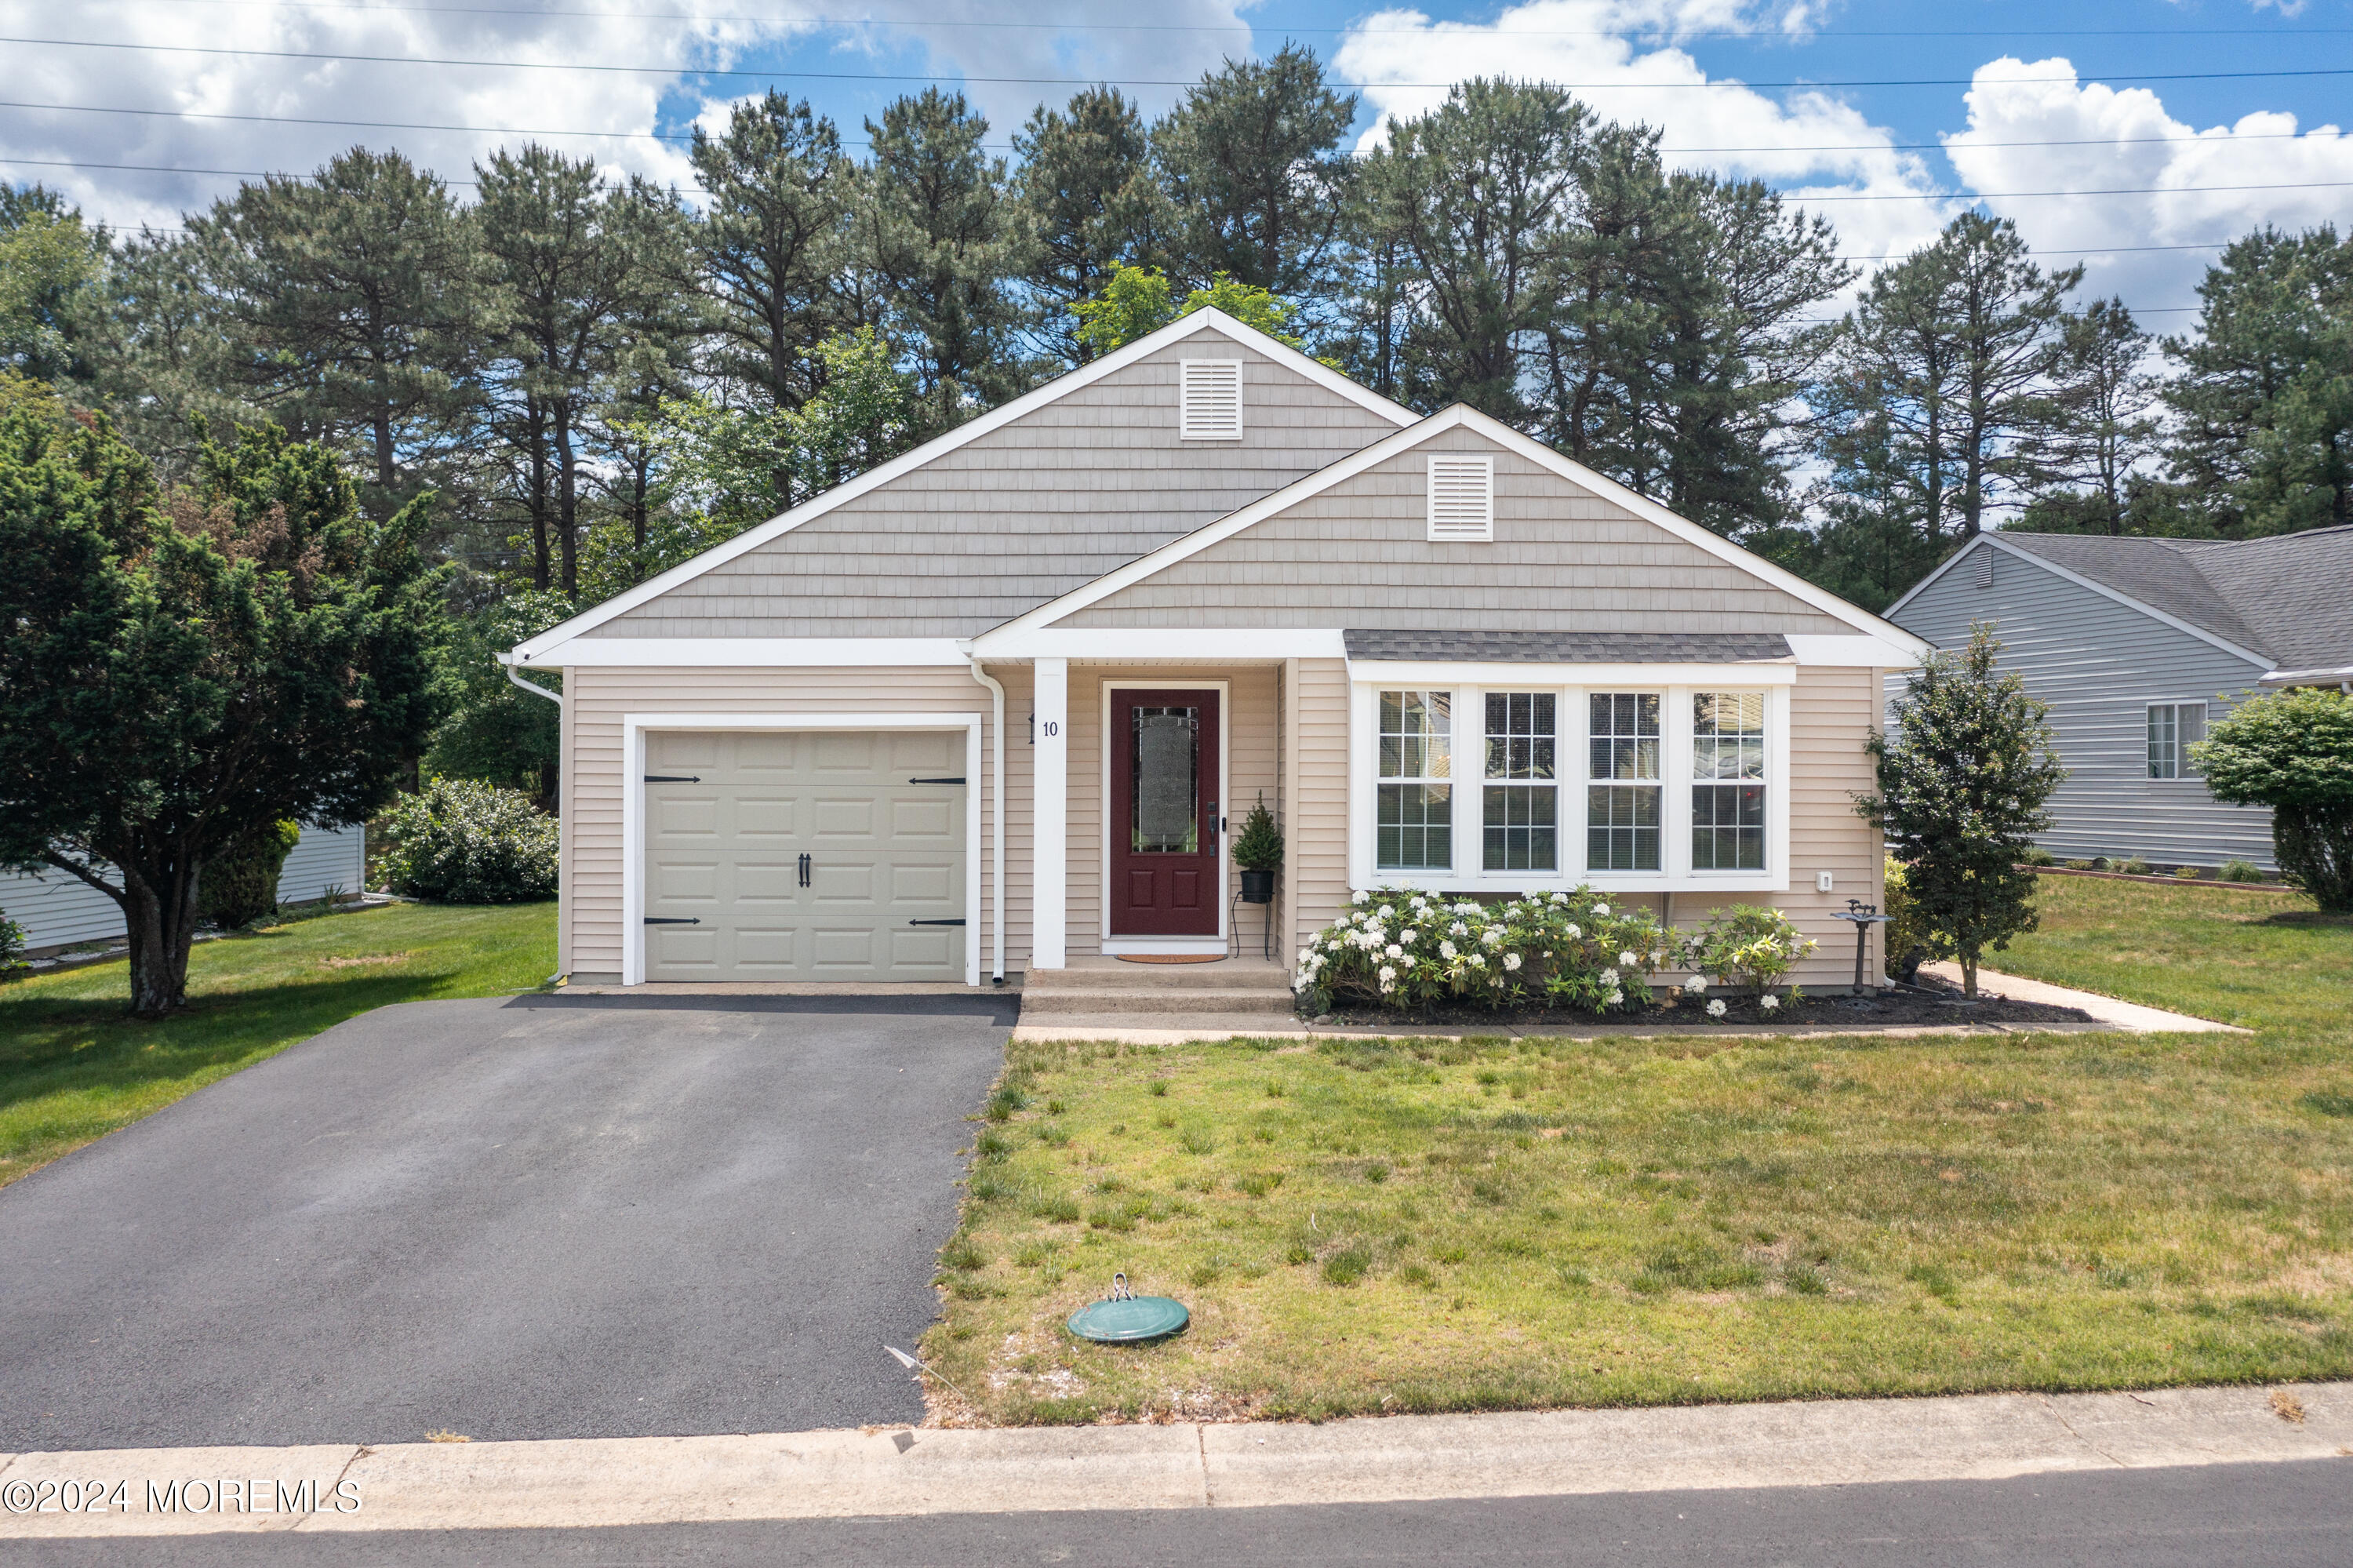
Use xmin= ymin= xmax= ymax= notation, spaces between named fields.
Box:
xmin=1031 ymin=657 xmax=1068 ymax=969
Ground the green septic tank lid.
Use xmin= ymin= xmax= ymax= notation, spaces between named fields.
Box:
xmin=1067 ymin=1274 xmax=1189 ymax=1344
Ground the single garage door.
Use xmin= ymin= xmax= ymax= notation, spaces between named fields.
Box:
xmin=643 ymin=729 xmax=966 ymax=981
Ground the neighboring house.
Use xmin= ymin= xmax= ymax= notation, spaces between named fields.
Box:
xmin=504 ymin=309 xmax=1928 ymax=991
xmin=0 ymin=824 xmax=367 ymax=956
xmin=1885 ymin=526 xmax=2353 ymax=870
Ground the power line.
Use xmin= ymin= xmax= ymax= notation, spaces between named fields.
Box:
xmin=7 ymin=97 xmax=2348 ymax=162
xmin=72 ymin=0 xmax=2353 ymax=38
xmin=9 ymin=34 xmax=2353 ymax=90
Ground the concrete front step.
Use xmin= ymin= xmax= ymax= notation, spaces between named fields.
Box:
xmin=1020 ymin=989 xmax=1297 ymax=1018
xmin=1023 ymin=959 xmax=1293 ymax=995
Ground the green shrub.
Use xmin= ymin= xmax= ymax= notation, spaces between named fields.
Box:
xmin=1689 ymin=904 xmax=1815 ymax=998
xmin=2064 ymin=859 xmax=2097 ymax=871
xmin=2220 ymin=859 xmax=2267 ymax=883
xmin=1296 ymin=885 xmax=1673 ymax=1013
xmin=2116 ymin=855 xmax=2152 ymax=875
xmin=2171 ymin=864 xmax=2206 ymax=880
xmin=1232 ymin=790 xmax=1284 ymax=873
xmin=0 ymin=908 xmax=24 ymax=977
xmin=2194 ymin=686 xmax=2353 ymax=912
xmin=198 ymin=819 xmax=301 ymax=930
xmin=376 ymin=777 xmax=558 ymax=903
xmin=2017 ymin=844 xmax=2057 ymax=866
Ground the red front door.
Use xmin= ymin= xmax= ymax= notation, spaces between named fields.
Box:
xmin=1108 ymin=688 xmax=1221 ymax=937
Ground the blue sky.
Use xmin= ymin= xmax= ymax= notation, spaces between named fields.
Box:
xmin=7 ymin=0 xmax=2351 ymax=321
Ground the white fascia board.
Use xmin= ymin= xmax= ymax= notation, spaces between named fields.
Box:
xmin=512 ymin=308 xmax=1415 ymax=663
xmin=518 ymin=638 xmax=970 ymax=668
xmin=1346 ymin=659 xmax=1798 ymax=688
xmin=1784 ymin=633 xmax=1925 ymax=668
xmin=1912 ymin=537 xmax=2275 ymax=669
xmin=966 ymin=628 xmax=1347 ymax=660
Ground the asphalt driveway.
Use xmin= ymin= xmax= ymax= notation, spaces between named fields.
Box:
xmin=0 ymin=992 xmax=1013 ymax=1451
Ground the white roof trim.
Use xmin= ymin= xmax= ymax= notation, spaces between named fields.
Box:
xmin=1886 ymin=534 xmax=2275 ymax=669
xmin=511 ymin=308 xmax=1417 ymax=660
xmin=980 ymin=404 xmax=1930 ymax=652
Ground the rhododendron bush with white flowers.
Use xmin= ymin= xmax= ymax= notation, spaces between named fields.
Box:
xmin=1293 ymin=887 xmax=1675 ymax=1013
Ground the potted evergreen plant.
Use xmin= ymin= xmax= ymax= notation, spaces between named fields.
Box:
xmin=1233 ymin=791 xmax=1283 ymax=904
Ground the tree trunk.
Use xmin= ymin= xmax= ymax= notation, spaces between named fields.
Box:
xmin=120 ymin=863 xmax=198 ymax=1018
xmin=555 ymin=398 xmax=578 ymax=598
xmin=1960 ymin=955 xmax=1979 ymax=999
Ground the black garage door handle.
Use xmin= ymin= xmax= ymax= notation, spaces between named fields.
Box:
xmin=644 ymin=774 xmax=701 ymax=783
xmin=907 ymin=777 xmax=965 ymax=784
xmin=644 ymin=916 xmax=700 ymax=926
xmin=909 ymin=919 xmax=967 ymax=926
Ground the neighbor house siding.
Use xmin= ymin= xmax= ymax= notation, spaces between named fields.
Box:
xmin=561 ymin=666 xmax=1020 ymax=982
xmin=1062 ymin=434 xmax=1850 ymax=633
xmin=1062 ymin=665 xmax=1278 ymax=955
xmin=589 ymin=329 xmax=1406 ymax=640
xmin=1890 ymin=542 xmax=2275 ymax=868
xmin=0 ymin=825 xmax=365 ymax=957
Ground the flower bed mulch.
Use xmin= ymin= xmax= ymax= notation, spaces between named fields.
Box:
xmin=1312 ymin=972 xmax=2094 ymax=1031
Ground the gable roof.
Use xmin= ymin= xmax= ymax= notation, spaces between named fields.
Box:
xmin=1887 ymin=527 xmax=2353 ymax=672
xmin=512 ymin=308 xmax=1417 ymax=660
xmin=975 ymin=403 xmax=1928 ymax=652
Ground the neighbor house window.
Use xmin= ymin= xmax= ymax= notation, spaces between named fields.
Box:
xmin=1483 ymin=692 xmax=1557 ymax=871
xmin=1691 ymin=692 xmax=1766 ymax=871
xmin=1587 ymin=693 xmax=1661 ymax=871
xmin=1378 ymin=690 xmax=1453 ymax=871
xmin=2148 ymin=701 xmax=2208 ymax=779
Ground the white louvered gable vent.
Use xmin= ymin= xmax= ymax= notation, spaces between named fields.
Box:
xmin=1426 ymin=454 xmax=1494 ymax=540
xmin=1180 ymin=359 xmax=1244 ymax=440
xmin=1975 ymin=544 xmax=1995 ymax=588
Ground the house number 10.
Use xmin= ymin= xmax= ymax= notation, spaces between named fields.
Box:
xmin=1040 ymin=721 xmax=1060 ymax=737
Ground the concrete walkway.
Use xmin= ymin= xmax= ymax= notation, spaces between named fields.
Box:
xmin=1915 ymin=963 xmax=2246 ymax=1034
xmin=5 ymin=1381 xmax=2344 ymax=1538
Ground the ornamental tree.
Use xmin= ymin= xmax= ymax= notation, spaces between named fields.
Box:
xmin=1857 ymin=623 xmax=2067 ymax=997
xmin=0 ymin=404 xmax=443 ymax=1016
xmin=2191 ymin=686 xmax=2353 ymax=911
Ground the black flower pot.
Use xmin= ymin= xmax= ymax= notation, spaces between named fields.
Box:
xmin=1238 ymin=868 xmax=1275 ymax=904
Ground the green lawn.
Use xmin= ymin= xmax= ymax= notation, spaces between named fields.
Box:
xmin=0 ymin=901 xmax=557 ymax=1188
xmin=925 ymin=875 xmax=2353 ymax=1424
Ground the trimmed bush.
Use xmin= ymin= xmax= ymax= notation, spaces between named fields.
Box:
xmin=198 ymin=820 xmax=302 ymax=930
xmin=1688 ymin=904 xmax=1815 ymax=999
xmin=1296 ymin=886 xmax=1672 ymax=1013
xmin=2220 ymin=859 xmax=2267 ymax=883
xmin=2018 ymin=845 xmax=2057 ymax=867
xmin=2116 ymin=855 xmax=2152 ymax=876
xmin=376 ymin=777 xmax=558 ymax=903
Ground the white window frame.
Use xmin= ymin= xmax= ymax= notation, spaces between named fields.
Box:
xmin=1179 ymin=359 xmax=1244 ymax=441
xmin=620 ymin=712 xmax=984 ymax=988
xmin=1346 ymin=666 xmax=1791 ymax=895
xmin=1373 ymin=687 xmax=1459 ymax=875
xmin=2146 ymin=699 xmax=2209 ymax=780
xmin=1480 ymin=689 xmax=1562 ymax=876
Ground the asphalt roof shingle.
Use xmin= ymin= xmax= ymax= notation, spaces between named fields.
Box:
xmin=1341 ymin=630 xmax=1794 ymax=664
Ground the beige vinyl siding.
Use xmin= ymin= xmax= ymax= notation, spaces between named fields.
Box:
xmin=1063 ymin=433 xmax=1848 ymax=633
xmin=1286 ymin=657 xmax=1352 ymax=966
xmin=1063 ymin=665 xmax=1278 ymax=955
xmin=563 ymin=666 xmax=1022 ymax=981
xmin=591 ymin=329 xmax=1404 ymax=641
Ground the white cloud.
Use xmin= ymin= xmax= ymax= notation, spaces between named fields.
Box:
xmin=1945 ymin=56 xmax=2353 ymax=319
xmin=1333 ymin=0 xmax=1962 ymax=275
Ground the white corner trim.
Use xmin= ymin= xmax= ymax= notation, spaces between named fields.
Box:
xmin=969 ymin=628 xmax=1348 ymax=660
xmin=513 ymin=309 xmax=1414 ymax=663
xmin=1890 ymin=535 xmax=2275 ymax=670
xmin=618 ymin=711 xmax=984 ymax=988
xmin=522 ymin=638 xmax=971 ymax=668
xmin=1784 ymin=633 xmax=1926 ymax=668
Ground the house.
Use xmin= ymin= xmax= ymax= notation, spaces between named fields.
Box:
xmin=503 ymin=309 xmax=1927 ymax=992
xmin=1884 ymin=526 xmax=2353 ymax=870
xmin=0 ymin=825 xmax=366 ymax=958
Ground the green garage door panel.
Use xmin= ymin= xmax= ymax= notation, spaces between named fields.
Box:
xmin=644 ymin=730 xmax=966 ymax=981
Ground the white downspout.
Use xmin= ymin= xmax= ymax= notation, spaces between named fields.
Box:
xmin=966 ymin=655 xmax=1008 ymax=986
xmin=497 ymin=653 xmax=563 ymax=709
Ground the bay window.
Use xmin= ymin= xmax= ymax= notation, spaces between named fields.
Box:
xmin=1691 ymin=691 xmax=1766 ymax=870
xmin=1377 ymin=689 xmax=1453 ymax=870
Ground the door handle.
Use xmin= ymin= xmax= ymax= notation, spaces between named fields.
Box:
xmin=798 ymin=853 xmax=811 ymax=889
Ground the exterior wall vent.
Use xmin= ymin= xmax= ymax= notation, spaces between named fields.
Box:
xmin=1975 ymin=543 xmax=1995 ymax=588
xmin=1180 ymin=359 xmax=1244 ymax=440
xmin=1427 ymin=454 xmax=1495 ymax=541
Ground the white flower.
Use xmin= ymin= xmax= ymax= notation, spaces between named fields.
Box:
xmin=1386 ymin=944 xmax=1403 ymax=959
xmin=1606 ymin=988 xmax=1624 ymax=1006
xmin=1548 ymin=891 xmax=1569 ymax=904
xmin=1378 ymin=964 xmax=1397 ymax=985
xmin=1504 ymin=951 xmax=1522 ymax=972
xmin=1455 ymin=902 xmax=1481 ymax=915
xmin=1449 ymin=920 xmax=1468 ymax=936
xmin=1601 ymin=967 xmax=1619 ymax=985
xmin=1619 ymin=951 xmax=1638 ymax=969
xmin=1564 ymin=924 xmax=1581 ymax=940
xmin=1377 ymin=904 xmax=1395 ymax=919
xmin=1410 ymin=895 xmax=1429 ymax=909
xmin=1706 ymin=999 xmax=1727 ymax=1018
xmin=1759 ymin=993 xmax=1780 ymax=1011
xmin=1592 ymin=903 xmax=1611 ymax=917
xmin=1353 ymin=890 xmax=1370 ymax=905
xmin=1469 ymin=952 xmax=1486 ymax=968
xmin=1685 ymin=977 xmax=1707 ymax=995
xmin=1402 ymin=928 xmax=1419 ymax=944
xmin=1439 ymin=940 xmax=1458 ymax=960
xmin=1481 ymin=927 xmax=1504 ymax=947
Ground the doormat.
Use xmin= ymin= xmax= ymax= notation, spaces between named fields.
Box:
xmin=1115 ymin=953 xmax=1227 ymax=964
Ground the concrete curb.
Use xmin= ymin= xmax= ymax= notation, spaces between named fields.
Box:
xmin=3 ymin=1382 xmax=2345 ymax=1537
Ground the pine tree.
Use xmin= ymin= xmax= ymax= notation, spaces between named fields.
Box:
xmin=2018 ymin=297 xmax=2158 ymax=535
xmin=1011 ymin=85 xmax=1166 ymax=365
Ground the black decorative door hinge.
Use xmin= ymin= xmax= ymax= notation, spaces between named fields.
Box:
xmin=909 ymin=918 xmax=967 ymax=926
xmin=644 ymin=774 xmax=701 ymax=783
xmin=643 ymin=916 xmax=700 ymax=926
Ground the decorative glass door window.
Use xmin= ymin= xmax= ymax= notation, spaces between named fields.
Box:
xmin=1691 ymin=692 xmax=1766 ymax=870
xmin=1130 ymin=706 xmax=1199 ymax=853
xmin=1587 ymin=693 xmax=1661 ymax=871
xmin=1377 ymin=689 xmax=1453 ymax=871
xmin=1483 ymin=692 xmax=1557 ymax=871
